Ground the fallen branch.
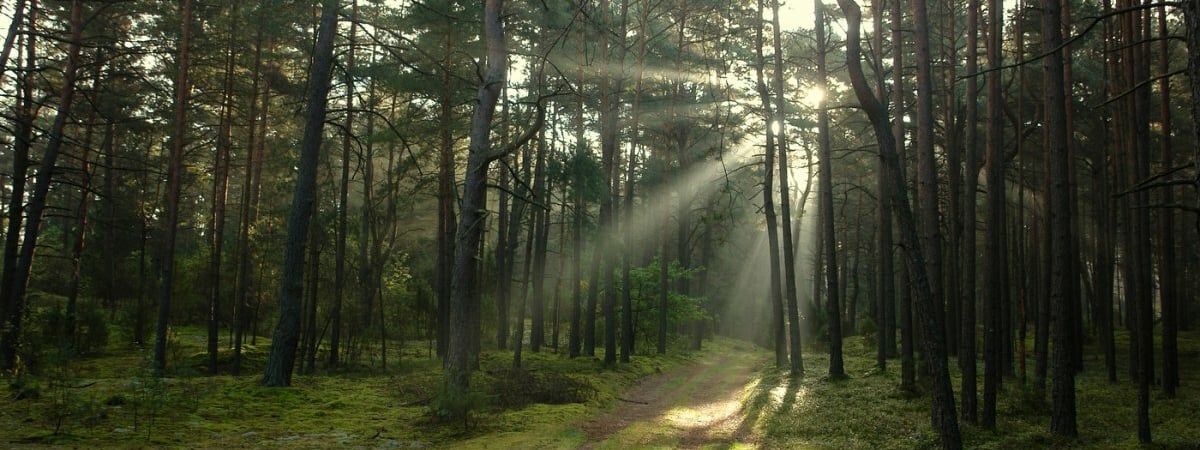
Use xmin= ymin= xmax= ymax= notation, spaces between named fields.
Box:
xmin=394 ymin=395 xmax=435 ymax=407
xmin=617 ymin=397 xmax=649 ymax=405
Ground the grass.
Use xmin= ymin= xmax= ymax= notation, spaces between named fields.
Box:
xmin=749 ymin=330 xmax=1200 ymax=449
xmin=4 ymin=322 xmax=1196 ymax=449
xmin=0 ymin=324 xmax=728 ymax=448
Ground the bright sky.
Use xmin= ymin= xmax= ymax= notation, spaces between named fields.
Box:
xmin=777 ymin=0 xmax=817 ymax=32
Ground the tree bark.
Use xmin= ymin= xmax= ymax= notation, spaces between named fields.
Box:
xmin=1156 ymin=2 xmax=1178 ymax=398
xmin=1043 ymin=0 xmax=1077 ymax=436
xmin=815 ymin=0 xmax=844 ymax=378
xmin=0 ymin=0 xmax=36 ymax=370
xmin=959 ymin=0 xmax=980 ymax=424
xmin=982 ymin=0 xmax=1006 ymax=428
xmin=892 ymin=0 xmax=914 ymax=389
xmin=772 ymin=0 xmax=804 ymax=376
xmin=840 ymin=1 xmax=960 ymax=446
xmin=149 ymin=0 xmax=190 ymax=374
xmin=443 ymin=0 xmax=543 ymax=418
xmin=753 ymin=0 xmax=786 ymax=368
xmin=209 ymin=8 xmax=237 ymax=375
xmin=908 ymin=0 xmax=963 ymax=444
xmin=870 ymin=0 xmax=895 ymax=369
xmin=912 ymin=0 xmax=943 ymax=371
xmin=262 ymin=0 xmax=337 ymax=387
xmin=237 ymin=28 xmax=270 ymax=374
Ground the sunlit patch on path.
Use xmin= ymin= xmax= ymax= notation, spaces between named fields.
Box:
xmin=577 ymin=349 xmax=768 ymax=449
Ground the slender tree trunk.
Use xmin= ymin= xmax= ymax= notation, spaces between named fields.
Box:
xmin=513 ymin=170 xmax=537 ymax=367
xmin=908 ymin=0 xmax=962 ymax=443
xmin=435 ymin=18 xmax=457 ymax=359
xmin=1129 ymin=0 xmax=1154 ymax=441
xmin=1043 ymin=0 xmax=1077 ymax=435
xmin=503 ymin=146 xmax=525 ymax=357
xmin=1187 ymin=0 xmax=1200 ymax=240
xmin=208 ymin=11 xmax=237 ymax=375
xmin=771 ymin=0 xmax=804 ymax=376
xmin=1156 ymin=2 xmax=1178 ymax=398
xmin=0 ymin=3 xmax=35 ymax=360
xmin=959 ymin=0 xmax=980 ymax=424
xmin=0 ymin=0 xmax=26 ymax=78
xmin=622 ymin=0 xmax=649 ymax=362
xmin=149 ymin=0 xmax=190 ymax=374
xmin=65 ymin=104 xmax=99 ymax=350
xmin=816 ymin=0 xmax=844 ymax=378
xmin=870 ymin=0 xmax=895 ymax=369
xmin=912 ymin=0 xmax=944 ymax=374
xmin=262 ymin=0 xmax=337 ymax=387
xmin=237 ymin=29 xmax=270 ymax=373
xmin=597 ymin=0 xmax=620 ymax=366
xmin=892 ymin=0 xmax=914 ymax=388
xmin=530 ymin=127 xmax=549 ymax=353
xmin=754 ymin=0 xmax=786 ymax=368
xmin=495 ymin=126 xmax=511 ymax=351
xmin=332 ymin=0 xmax=357 ymax=367
xmin=982 ymin=0 xmax=1006 ymax=428
xmin=568 ymin=17 xmax=587 ymax=359
xmin=303 ymin=222 xmax=321 ymax=374
xmin=443 ymin=0 xmax=543 ymax=418
xmin=942 ymin=0 xmax=960 ymax=359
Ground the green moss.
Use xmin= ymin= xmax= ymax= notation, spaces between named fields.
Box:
xmin=756 ymin=329 xmax=1200 ymax=449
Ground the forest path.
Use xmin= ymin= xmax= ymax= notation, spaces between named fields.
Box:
xmin=576 ymin=347 xmax=768 ymax=449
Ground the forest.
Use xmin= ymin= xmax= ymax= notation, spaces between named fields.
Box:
xmin=0 ymin=0 xmax=1197 ymax=448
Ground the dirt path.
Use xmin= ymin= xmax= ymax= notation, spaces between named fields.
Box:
xmin=577 ymin=350 xmax=766 ymax=449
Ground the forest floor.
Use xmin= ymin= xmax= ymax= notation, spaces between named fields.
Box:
xmin=2 ymin=326 xmax=1198 ymax=449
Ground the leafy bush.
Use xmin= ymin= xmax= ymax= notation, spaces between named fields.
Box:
xmin=624 ymin=258 xmax=711 ymax=352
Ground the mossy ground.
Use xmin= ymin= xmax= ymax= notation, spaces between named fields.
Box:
xmin=749 ymin=330 xmax=1200 ymax=449
xmin=0 ymin=325 xmax=731 ymax=448
xmin=3 ymin=325 xmax=1197 ymax=449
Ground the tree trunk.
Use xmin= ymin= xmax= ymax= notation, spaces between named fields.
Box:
xmin=0 ymin=1 xmax=35 ymax=370
xmin=959 ymin=0 xmax=980 ymax=424
xmin=262 ymin=0 xmax=337 ymax=387
xmin=1043 ymin=0 xmax=1077 ymax=435
xmin=892 ymin=0 xmax=913 ymax=388
xmin=982 ymin=0 xmax=1006 ymax=428
xmin=435 ymin=17 xmax=457 ymax=359
xmin=530 ymin=125 xmax=549 ymax=353
xmin=772 ymin=0 xmax=804 ymax=376
xmin=1156 ymin=2 xmax=1178 ymax=398
xmin=912 ymin=0 xmax=944 ymax=374
xmin=908 ymin=0 xmax=963 ymax=443
xmin=209 ymin=10 xmax=237 ymax=374
xmin=331 ymin=0 xmax=357 ymax=367
xmin=303 ymin=223 xmax=321 ymax=374
xmin=148 ymin=0 xmax=190 ymax=374
xmin=237 ymin=29 xmax=270 ymax=374
xmin=1187 ymin=0 xmax=1200 ymax=240
xmin=65 ymin=102 xmax=99 ymax=350
xmin=816 ymin=0 xmax=844 ymax=378
xmin=443 ymin=0 xmax=543 ymax=419
xmin=754 ymin=0 xmax=786 ymax=368
xmin=835 ymin=5 xmax=955 ymax=446
xmin=623 ymin=0 xmax=649 ymax=362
